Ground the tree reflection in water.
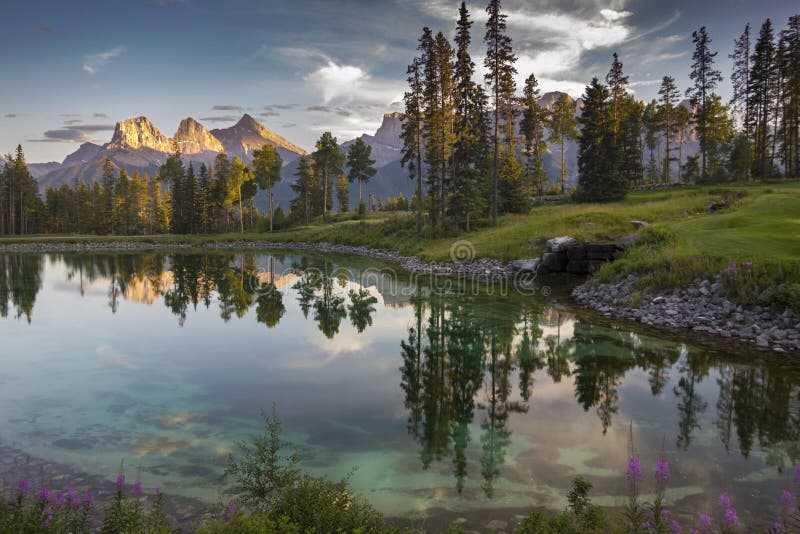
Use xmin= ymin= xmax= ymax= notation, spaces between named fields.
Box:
xmin=3 ymin=252 xmax=800 ymax=496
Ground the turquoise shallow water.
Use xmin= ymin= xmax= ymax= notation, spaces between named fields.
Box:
xmin=0 ymin=251 xmax=798 ymax=527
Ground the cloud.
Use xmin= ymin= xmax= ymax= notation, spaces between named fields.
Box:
xmin=281 ymin=123 xmax=296 ymax=128
xmin=29 ymin=124 xmax=115 ymax=143
xmin=93 ymin=112 xmax=110 ymax=118
xmin=265 ymin=104 xmax=296 ymax=110
xmin=4 ymin=114 xmax=16 ymax=118
xmin=212 ymin=104 xmax=242 ymax=111
xmin=423 ymin=0 xmax=633 ymax=97
xmin=306 ymin=105 xmax=352 ymax=117
xmin=198 ymin=115 xmax=238 ymax=123
xmin=304 ymin=61 xmax=403 ymax=106
xmin=63 ymin=119 xmax=82 ymax=125
xmin=83 ymin=46 xmax=125 ymax=74
xmin=259 ymin=111 xmax=280 ymax=118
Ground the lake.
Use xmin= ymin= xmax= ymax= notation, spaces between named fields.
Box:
xmin=0 ymin=251 xmax=797 ymax=530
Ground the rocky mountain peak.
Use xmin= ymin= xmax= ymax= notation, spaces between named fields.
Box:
xmin=375 ymin=112 xmax=404 ymax=143
xmin=174 ymin=117 xmax=224 ymax=154
xmin=108 ymin=116 xmax=173 ymax=152
xmin=211 ymin=114 xmax=307 ymax=159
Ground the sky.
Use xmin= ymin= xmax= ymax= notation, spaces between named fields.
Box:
xmin=1 ymin=0 xmax=797 ymax=163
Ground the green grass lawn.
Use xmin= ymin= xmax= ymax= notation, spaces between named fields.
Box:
xmin=2 ymin=181 xmax=799 ymax=267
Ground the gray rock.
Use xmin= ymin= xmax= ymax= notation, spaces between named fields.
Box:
xmin=630 ymin=220 xmax=651 ymax=229
xmin=540 ymin=252 xmax=569 ymax=273
xmin=545 ymin=236 xmax=577 ymax=253
xmin=510 ymin=258 xmax=540 ymax=273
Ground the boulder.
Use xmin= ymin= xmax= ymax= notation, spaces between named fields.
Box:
xmin=564 ymin=244 xmax=586 ymax=261
xmin=615 ymin=233 xmax=641 ymax=249
xmin=630 ymin=220 xmax=650 ymax=229
xmin=585 ymin=243 xmax=618 ymax=260
xmin=510 ymin=258 xmax=540 ymax=273
xmin=545 ymin=236 xmax=577 ymax=253
xmin=540 ymin=252 xmax=568 ymax=273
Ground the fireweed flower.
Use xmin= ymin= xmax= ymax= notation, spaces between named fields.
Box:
xmin=41 ymin=506 xmax=53 ymax=527
xmin=132 ymin=481 xmax=143 ymax=498
xmin=37 ymin=487 xmax=50 ymax=503
xmin=116 ymin=474 xmax=126 ymax=493
xmin=17 ymin=478 xmax=29 ymax=497
xmin=69 ymin=488 xmax=81 ymax=509
xmin=54 ymin=490 xmax=65 ymax=507
xmin=655 ymin=458 xmax=670 ymax=484
xmin=670 ymin=520 xmax=682 ymax=533
xmin=626 ymin=456 xmax=642 ymax=484
xmin=86 ymin=489 xmax=94 ymax=505
xmin=661 ymin=509 xmax=671 ymax=521
xmin=698 ymin=513 xmax=713 ymax=532
xmin=155 ymin=487 xmax=161 ymax=496
xmin=719 ymin=492 xmax=732 ymax=510
xmin=226 ymin=500 xmax=238 ymax=517
xmin=780 ymin=489 xmax=793 ymax=507
xmin=772 ymin=521 xmax=786 ymax=534
xmin=723 ymin=507 xmax=739 ymax=527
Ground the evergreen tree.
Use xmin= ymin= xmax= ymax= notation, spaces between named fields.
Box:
xmin=401 ymin=49 xmax=426 ymax=234
xmin=674 ymin=105 xmax=693 ymax=182
xmin=160 ymin=147 xmax=185 ymax=233
xmin=730 ymin=23 xmax=752 ymax=135
xmin=687 ymin=26 xmax=723 ymax=182
xmin=101 ymin=157 xmax=116 ymax=235
xmin=252 ymin=144 xmax=283 ymax=231
xmin=619 ymin=97 xmax=644 ymax=186
xmin=605 ymin=53 xmax=629 ymax=135
xmin=198 ymin=163 xmax=210 ymax=233
xmin=783 ymin=15 xmax=800 ymax=178
xmin=749 ymin=19 xmax=777 ymax=178
xmin=643 ymin=99 xmax=662 ymax=182
xmin=484 ymin=0 xmax=516 ymax=225
xmin=576 ymin=78 xmax=628 ymax=201
xmin=346 ymin=137 xmax=377 ymax=210
xmin=548 ymin=94 xmax=578 ymax=193
xmin=212 ymin=153 xmax=230 ymax=231
xmin=520 ymin=74 xmax=549 ymax=199
xmin=290 ymin=155 xmax=318 ymax=224
xmin=451 ymin=1 xmax=488 ymax=230
xmin=312 ymin=132 xmax=344 ymax=221
xmin=423 ymin=31 xmax=455 ymax=229
xmin=658 ymin=76 xmax=681 ymax=182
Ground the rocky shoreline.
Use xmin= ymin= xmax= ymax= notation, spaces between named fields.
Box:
xmin=0 ymin=241 xmax=191 ymax=252
xmin=572 ymin=274 xmax=800 ymax=354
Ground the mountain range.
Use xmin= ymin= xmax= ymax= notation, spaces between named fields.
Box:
xmin=14 ymin=91 xmax=699 ymax=211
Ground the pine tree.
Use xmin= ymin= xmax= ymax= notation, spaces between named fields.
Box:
xmin=784 ymin=15 xmax=800 ymax=178
xmin=730 ymin=23 xmax=752 ymax=135
xmin=160 ymin=147 xmax=184 ymax=233
xmin=312 ymin=132 xmax=344 ymax=221
xmin=290 ymin=155 xmax=318 ymax=224
xmin=451 ymin=1 xmax=488 ymax=230
xmin=346 ymin=137 xmax=377 ymax=210
xmin=185 ymin=163 xmax=197 ymax=233
xmin=674 ymin=105 xmax=692 ymax=183
xmin=749 ymin=19 xmax=777 ymax=178
xmin=252 ymin=144 xmax=283 ymax=231
xmin=520 ymin=74 xmax=549 ymax=199
xmin=619 ymin=97 xmax=644 ymax=186
xmin=658 ymin=76 xmax=681 ymax=182
xmin=401 ymin=45 xmax=426 ymax=234
xmin=687 ymin=26 xmax=723 ymax=182
xmin=548 ymin=94 xmax=578 ymax=193
xmin=576 ymin=78 xmax=627 ymax=201
xmin=606 ymin=53 xmax=629 ymax=135
xmin=212 ymin=153 xmax=230 ymax=231
xmin=101 ymin=157 xmax=116 ymax=235
xmin=198 ymin=164 xmax=210 ymax=233
xmin=484 ymin=0 xmax=516 ymax=225
xmin=643 ymin=99 xmax=661 ymax=182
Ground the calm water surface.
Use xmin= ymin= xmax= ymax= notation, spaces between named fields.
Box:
xmin=0 ymin=251 xmax=798 ymax=527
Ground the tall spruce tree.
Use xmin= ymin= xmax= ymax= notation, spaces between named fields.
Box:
xmin=687 ymin=26 xmax=723 ymax=182
xmin=730 ymin=23 xmax=752 ymax=135
xmin=290 ymin=155 xmax=318 ymax=224
xmin=658 ymin=75 xmax=681 ymax=182
xmin=101 ymin=157 xmax=116 ymax=235
xmin=484 ymin=0 xmax=516 ymax=225
xmin=451 ymin=1 xmax=487 ymax=230
xmin=520 ymin=74 xmax=549 ymax=199
xmin=401 ymin=48 xmax=426 ymax=234
xmin=346 ymin=137 xmax=377 ymax=210
xmin=749 ymin=19 xmax=777 ymax=178
xmin=784 ymin=15 xmax=800 ymax=178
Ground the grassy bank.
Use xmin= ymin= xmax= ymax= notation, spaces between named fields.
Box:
xmin=4 ymin=182 xmax=797 ymax=264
